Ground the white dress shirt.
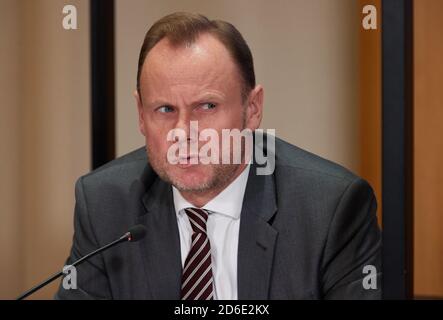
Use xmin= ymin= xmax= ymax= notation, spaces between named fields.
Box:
xmin=172 ymin=164 xmax=251 ymax=300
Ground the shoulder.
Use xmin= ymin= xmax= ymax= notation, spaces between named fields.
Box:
xmin=271 ymin=136 xmax=374 ymax=204
xmin=273 ymin=136 xmax=357 ymax=182
xmin=77 ymin=147 xmax=151 ymax=193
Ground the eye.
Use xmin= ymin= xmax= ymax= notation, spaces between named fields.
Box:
xmin=157 ymin=105 xmax=174 ymax=113
xmin=200 ymin=102 xmax=216 ymax=110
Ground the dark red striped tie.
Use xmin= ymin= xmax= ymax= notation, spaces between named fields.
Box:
xmin=181 ymin=207 xmax=214 ymax=300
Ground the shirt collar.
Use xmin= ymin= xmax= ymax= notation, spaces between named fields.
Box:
xmin=172 ymin=163 xmax=251 ymax=220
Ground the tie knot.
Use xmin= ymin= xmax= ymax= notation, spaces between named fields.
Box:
xmin=184 ymin=207 xmax=209 ymax=234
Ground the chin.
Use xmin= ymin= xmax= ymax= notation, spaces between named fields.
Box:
xmin=169 ymin=165 xmax=214 ymax=191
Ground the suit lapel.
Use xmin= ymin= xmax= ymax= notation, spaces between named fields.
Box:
xmin=136 ymin=172 xmax=182 ymax=299
xmin=237 ymin=162 xmax=278 ymax=299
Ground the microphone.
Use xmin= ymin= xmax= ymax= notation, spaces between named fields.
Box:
xmin=16 ymin=224 xmax=147 ymax=300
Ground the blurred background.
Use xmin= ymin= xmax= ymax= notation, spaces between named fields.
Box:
xmin=0 ymin=0 xmax=441 ymax=299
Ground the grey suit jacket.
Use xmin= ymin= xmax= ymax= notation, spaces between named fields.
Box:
xmin=56 ymin=136 xmax=381 ymax=299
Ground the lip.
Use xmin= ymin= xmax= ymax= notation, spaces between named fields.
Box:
xmin=176 ymin=155 xmax=199 ymax=168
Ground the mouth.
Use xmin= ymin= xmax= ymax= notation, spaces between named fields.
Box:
xmin=176 ymin=155 xmax=199 ymax=168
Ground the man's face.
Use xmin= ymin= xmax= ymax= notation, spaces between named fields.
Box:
xmin=135 ymin=33 xmax=263 ymax=193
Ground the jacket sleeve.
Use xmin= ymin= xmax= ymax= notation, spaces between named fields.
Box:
xmin=321 ymin=177 xmax=382 ymax=299
xmin=55 ymin=177 xmax=113 ymax=300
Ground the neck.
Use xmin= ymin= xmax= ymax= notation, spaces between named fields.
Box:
xmin=179 ymin=163 xmax=248 ymax=208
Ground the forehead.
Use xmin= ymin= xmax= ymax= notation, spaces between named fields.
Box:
xmin=140 ymin=33 xmax=242 ymax=96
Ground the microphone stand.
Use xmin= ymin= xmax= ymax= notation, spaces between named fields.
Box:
xmin=16 ymin=232 xmax=130 ymax=300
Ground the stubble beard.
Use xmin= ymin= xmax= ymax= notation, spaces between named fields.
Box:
xmin=146 ymin=112 xmax=248 ymax=194
xmin=146 ymin=144 xmax=244 ymax=194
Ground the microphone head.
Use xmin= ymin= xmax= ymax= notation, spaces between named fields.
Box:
xmin=127 ymin=224 xmax=147 ymax=242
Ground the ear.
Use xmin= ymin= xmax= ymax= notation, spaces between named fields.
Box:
xmin=245 ymin=85 xmax=264 ymax=130
xmin=134 ymin=90 xmax=146 ymax=137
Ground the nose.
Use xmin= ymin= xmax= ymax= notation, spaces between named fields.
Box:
xmin=175 ymin=111 xmax=191 ymax=141
xmin=175 ymin=110 xmax=200 ymax=143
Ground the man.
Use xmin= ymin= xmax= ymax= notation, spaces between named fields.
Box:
xmin=56 ymin=12 xmax=381 ymax=300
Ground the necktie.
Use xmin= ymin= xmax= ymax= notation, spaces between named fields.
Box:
xmin=181 ymin=207 xmax=214 ymax=300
